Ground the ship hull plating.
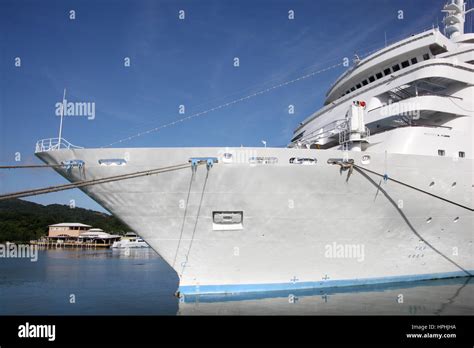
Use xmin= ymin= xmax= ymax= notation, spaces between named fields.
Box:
xmin=36 ymin=148 xmax=473 ymax=295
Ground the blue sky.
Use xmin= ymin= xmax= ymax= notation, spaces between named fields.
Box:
xmin=0 ymin=0 xmax=451 ymax=212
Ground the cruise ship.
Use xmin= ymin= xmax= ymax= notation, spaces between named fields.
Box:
xmin=34 ymin=0 xmax=473 ymax=297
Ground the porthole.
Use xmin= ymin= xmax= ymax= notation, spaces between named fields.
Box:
xmin=452 ymin=182 xmax=457 ymax=188
xmin=429 ymin=181 xmax=435 ymax=187
xmin=426 ymin=217 xmax=432 ymax=223
xmin=361 ymin=155 xmax=371 ymax=165
xmin=454 ymin=217 xmax=459 ymax=223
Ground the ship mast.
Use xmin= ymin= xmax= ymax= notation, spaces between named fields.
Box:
xmin=58 ymin=88 xmax=66 ymax=147
xmin=442 ymin=0 xmax=472 ymax=39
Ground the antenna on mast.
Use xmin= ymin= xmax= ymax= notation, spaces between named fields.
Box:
xmin=58 ymin=88 xmax=66 ymax=147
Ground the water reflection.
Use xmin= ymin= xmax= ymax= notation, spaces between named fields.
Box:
xmin=111 ymin=247 xmax=157 ymax=260
xmin=36 ymin=247 xmax=158 ymax=260
xmin=1 ymin=248 xmax=472 ymax=315
xmin=178 ymin=277 xmax=474 ymax=315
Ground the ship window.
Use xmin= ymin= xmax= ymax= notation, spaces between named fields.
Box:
xmin=383 ymin=68 xmax=391 ymax=76
xmin=411 ymin=57 xmax=418 ymax=64
xmin=423 ymin=53 xmax=430 ymax=60
xmin=401 ymin=60 xmax=409 ymax=68
xmin=392 ymin=64 xmax=400 ymax=72
xmin=459 ymin=151 xmax=465 ymax=158
xmin=376 ymin=72 xmax=383 ymax=79
xmin=362 ymin=80 xmax=368 ymax=86
xmin=346 ymin=90 xmax=350 ymax=95
xmin=438 ymin=149 xmax=445 ymax=156
xmin=350 ymin=87 xmax=355 ymax=91
xmin=368 ymin=76 xmax=375 ymax=82
xmin=356 ymin=83 xmax=361 ymax=89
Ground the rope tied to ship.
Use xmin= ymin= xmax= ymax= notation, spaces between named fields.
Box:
xmin=353 ymin=164 xmax=473 ymax=212
xmin=328 ymin=158 xmax=473 ymax=212
xmin=327 ymin=158 xmax=354 ymax=182
xmin=0 ymin=164 xmax=64 ymax=169
xmin=0 ymin=162 xmax=198 ymax=201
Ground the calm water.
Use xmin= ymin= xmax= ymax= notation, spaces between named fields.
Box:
xmin=0 ymin=248 xmax=179 ymax=315
xmin=0 ymin=248 xmax=473 ymax=315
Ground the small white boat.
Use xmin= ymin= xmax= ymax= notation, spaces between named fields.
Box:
xmin=112 ymin=232 xmax=149 ymax=249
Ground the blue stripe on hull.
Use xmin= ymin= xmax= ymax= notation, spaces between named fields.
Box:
xmin=178 ymin=270 xmax=473 ymax=296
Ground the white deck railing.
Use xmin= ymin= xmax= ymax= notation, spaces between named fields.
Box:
xmin=35 ymin=138 xmax=83 ymax=153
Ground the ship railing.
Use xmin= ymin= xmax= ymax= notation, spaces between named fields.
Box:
xmin=371 ymin=89 xmax=463 ymax=114
xmin=298 ymin=119 xmax=347 ymax=145
xmin=338 ymin=127 xmax=371 ymax=146
xmin=35 ymin=138 xmax=83 ymax=153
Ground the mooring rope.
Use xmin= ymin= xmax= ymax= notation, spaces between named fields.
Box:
xmin=0 ymin=163 xmax=195 ymax=201
xmin=179 ymin=168 xmax=210 ymax=278
xmin=353 ymin=165 xmax=472 ymax=277
xmin=172 ymin=170 xmax=196 ymax=268
xmin=0 ymin=164 xmax=64 ymax=169
xmin=352 ymin=164 xmax=473 ymax=212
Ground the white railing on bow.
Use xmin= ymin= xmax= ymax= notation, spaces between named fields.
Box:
xmin=35 ymin=138 xmax=83 ymax=153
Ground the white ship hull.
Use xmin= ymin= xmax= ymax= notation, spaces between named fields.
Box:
xmin=36 ymin=147 xmax=474 ymax=296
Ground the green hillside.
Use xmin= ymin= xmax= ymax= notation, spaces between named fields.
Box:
xmin=0 ymin=199 xmax=130 ymax=243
